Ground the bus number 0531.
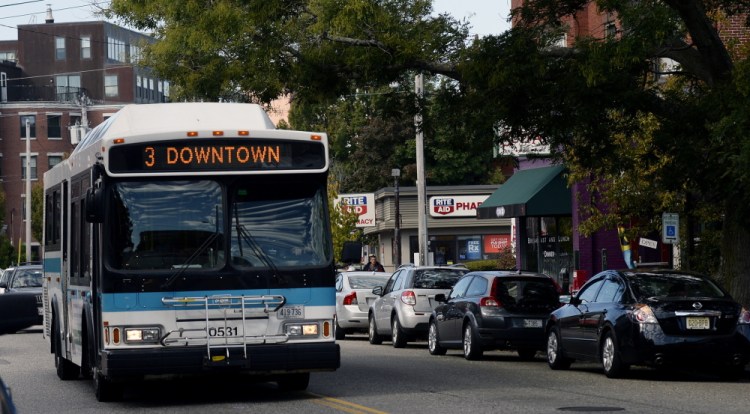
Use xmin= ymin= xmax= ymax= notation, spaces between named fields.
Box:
xmin=208 ymin=326 xmax=239 ymax=337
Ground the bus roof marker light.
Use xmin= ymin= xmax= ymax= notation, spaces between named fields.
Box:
xmin=113 ymin=138 xmax=125 ymax=144
xmin=212 ymin=131 xmax=224 ymax=136
xmin=311 ymin=134 xmax=322 ymax=141
xmin=187 ymin=131 xmax=198 ymax=137
xmin=238 ymin=130 xmax=249 ymax=136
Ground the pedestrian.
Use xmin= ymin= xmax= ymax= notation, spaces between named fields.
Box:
xmin=362 ymin=254 xmax=385 ymax=272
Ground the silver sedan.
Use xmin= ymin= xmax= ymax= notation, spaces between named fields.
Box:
xmin=335 ymin=271 xmax=392 ymax=339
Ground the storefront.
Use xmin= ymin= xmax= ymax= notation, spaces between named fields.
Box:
xmin=355 ymin=185 xmax=512 ymax=272
xmin=476 ymin=165 xmax=574 ymax=288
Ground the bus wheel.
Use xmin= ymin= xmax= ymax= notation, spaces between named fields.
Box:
xmin=79 ymin=325 xmax=93 ymax=380
xmin=94 ymin=369 xmax=123 ymax=402
xmin=277 ymin=373 xmax=310 ymax=392
xmin=54 ymin=317 xmax=80 ymax=381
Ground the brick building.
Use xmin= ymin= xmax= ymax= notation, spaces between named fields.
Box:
xmin=0 ymin=11 xmax=169 ymax=260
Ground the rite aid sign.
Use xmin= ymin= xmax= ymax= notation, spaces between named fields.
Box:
xmin=430 ymin=195 xmax=490 ymax=218
xmin=336 ymin=193 xmax=376 ymax=227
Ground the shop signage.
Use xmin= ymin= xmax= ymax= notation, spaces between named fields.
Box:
xmin=484 ymin=234 xmax=511 ymax=253
xmin=429 ymin=195 xmax=490 ymax=218
xmin=336 ymin=193 xmax=376 ymax=227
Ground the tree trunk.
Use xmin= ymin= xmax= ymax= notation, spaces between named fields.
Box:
xmin=717 ymin=205 xmax=750 ymax=308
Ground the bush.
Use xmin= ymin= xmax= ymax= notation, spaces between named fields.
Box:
xmin=462 ymin=247 xmax=517 ymax=271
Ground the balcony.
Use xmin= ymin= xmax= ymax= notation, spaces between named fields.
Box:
xmin=2 ymin=85 xmax=89 ymax=104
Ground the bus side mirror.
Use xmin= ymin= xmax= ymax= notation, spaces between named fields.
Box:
xmin=86 ymin=187 xmax=104 ymax=223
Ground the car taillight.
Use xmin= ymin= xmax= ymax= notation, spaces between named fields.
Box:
xmin=631 ymin=304 xmax=658 ymax=324
xmin=343 ymin=292 xmax=358 ymax=306
xmin=738 ymin=308 xmax=750 ymax=325
xmin=401 ymin=291 xmax=417 ymax=306
xmin=479 ymin=297 xmax=501 ymax=307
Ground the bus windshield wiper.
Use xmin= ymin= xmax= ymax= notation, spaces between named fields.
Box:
xmin=233 ymin=204 xmax=278 ymax=274
xmin=161 ymin=231 xmax=221 ymax=289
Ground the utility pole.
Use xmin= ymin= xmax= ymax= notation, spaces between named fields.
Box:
xmin=25 ymin=119 xmax=31 ymax=262
xmin=392 ymin=168 xmax=401 ymax=267
xmin=415 ymin=73 xmax=428 ymax=266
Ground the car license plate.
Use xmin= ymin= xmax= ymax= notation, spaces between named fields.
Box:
xmin=278 ymin=305 xmax=304 ymax=319
xmin=523 ymin=319 xmax=543 ymax=328
xmin=686 ymin=317 xmax=710 ymax=330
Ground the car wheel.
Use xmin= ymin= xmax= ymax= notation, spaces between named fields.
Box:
xmin=368 ymin=314 xmax=383 ymax=345
xmin=462 ymin=323 xmax=483 ymax=360
xmin=428 ymin=320 xmax=447 ymax=356
xmin=334 ymin=316 xmax=346 ymax=340
xmin=54 ymin=316 xmax=80 ymax=381
xmin=277 ymin=373 xmax=310 ymax=391
xmin=601 ymin=331 xmax=629 ymax=378
xmin=391 ymin=316 xmax=407 ymax=348
xmin=517 ymin=348 xmax=537 ymax=361
xmin=547 ymin=327 xmax=572 ymax=370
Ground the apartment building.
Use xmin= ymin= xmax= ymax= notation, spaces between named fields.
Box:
xmin=0 ymin=11 xmax=169 ymax=259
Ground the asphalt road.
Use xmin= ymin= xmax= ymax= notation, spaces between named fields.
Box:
xmin=2 ymin=329 xmax=750 ymax=413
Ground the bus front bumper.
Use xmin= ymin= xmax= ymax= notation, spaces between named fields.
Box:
xmin=100 ymin=342 xmax=340 ymax=379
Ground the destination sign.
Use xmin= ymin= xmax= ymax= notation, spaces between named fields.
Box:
xmin=108 ymin=139 xmax=326 ymax=173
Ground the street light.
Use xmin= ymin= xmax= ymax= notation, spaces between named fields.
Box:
xmin=391 ymin=168 xmax=401 ymax=267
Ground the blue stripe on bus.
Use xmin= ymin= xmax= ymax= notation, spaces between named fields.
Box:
xmin=43 ymin=258 xmax=62 ymax=273
xmin=101 ymin=287 xmax=335 ymax=312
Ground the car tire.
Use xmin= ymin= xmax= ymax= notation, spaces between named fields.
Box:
xmin=428 ymin=320 xmax=447 ymax=356
xmin=601 ymin=331 xmax=629 ymax=378
xmin=462 ymin=323 xmax=483 ymax=360
xmin=517 ymin=348 xmax=537 ymax=361
xmin=391 ymin=316 xmax=407 ymax=348
xmin=277 ymin=373 xmax=310 ymax=391
xmin=334 ymin=316 xmax=346 ymax=340
xmin=368 ymin=314 xmax=383 ymax=345
xmin=547 ymin=327 xmax=573 ymax=370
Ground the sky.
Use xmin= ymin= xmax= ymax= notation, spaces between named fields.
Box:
xmin=0 ymin=0 xmax=512 ymax=41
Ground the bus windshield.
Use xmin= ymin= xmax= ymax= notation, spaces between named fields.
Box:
xmin=109 ymin=179 xmax=330 ymax=271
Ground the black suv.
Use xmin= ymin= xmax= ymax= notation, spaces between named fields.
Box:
xmin=0 ymin=263 xmax=44 ymax=328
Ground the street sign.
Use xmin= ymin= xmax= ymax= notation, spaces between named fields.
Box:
xmin=662 ymin=213 xmax=679 ymax=244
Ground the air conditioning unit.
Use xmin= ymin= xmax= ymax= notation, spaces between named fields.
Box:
xmin=69 ymin=125 xmax=82 ymax=145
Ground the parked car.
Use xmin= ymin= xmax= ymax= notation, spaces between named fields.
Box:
xmin=0 ymin=268 xmax=11 ymax=294
xmin=369 ymin=265 xmax=468 ymax=347
xmin=0 ymin=292 xmax=40 ymax=334
xmin=0 ymin=263 xmax=44 ymax=326
xmin=546 ymin=269 xmax=750 ymax=378
xmin=428 ymin=271 xmax=562 ymax=360
xmin=0 ymin=375 xmax=17 ymax=414
xmin=335 ymin=271 xmax=392 ymax=339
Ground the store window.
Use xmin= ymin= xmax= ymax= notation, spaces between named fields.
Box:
xmin=458 ymin=236 xmax=482 ymax=261
xmin=523 ymin=216 xmax=573 ymax=282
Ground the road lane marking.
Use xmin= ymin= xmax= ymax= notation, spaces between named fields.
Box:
xmin=307 ymin=392 xmax=389 ymax=414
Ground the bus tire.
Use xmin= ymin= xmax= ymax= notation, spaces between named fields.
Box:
xmin=94 ymin=369 xmax=123 ymax=402
xmin=277 ymin=373 xmax=309 ymax=392
xmin=54 ymin=316 xmax=80 ymax=381
xmin=79 ymin=318 xmax=94 ymax=380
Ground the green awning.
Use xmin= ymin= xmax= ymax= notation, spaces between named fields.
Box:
xmin=476 ymin=165 xmax=571 ymax=219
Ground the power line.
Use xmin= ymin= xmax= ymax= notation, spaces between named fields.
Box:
xmin=0 ymin=1 xmax=44 ymax=10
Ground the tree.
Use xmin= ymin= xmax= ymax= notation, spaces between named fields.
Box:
xmin=107 ymin=0 xmax=750 ymax=305
xmin=327 ymin=177 xmax=360 ymax=265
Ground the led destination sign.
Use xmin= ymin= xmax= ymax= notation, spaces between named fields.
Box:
xmin=108 ymin=139 xmax=326 ymax=173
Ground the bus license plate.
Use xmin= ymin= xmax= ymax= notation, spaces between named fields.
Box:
xmin=278 ymin=305 xmax=304 ymax=319
xmin=523 ymin=319 xmax=543 ymax=328
xmin=686 ymin=317 xmax=710 ymax=330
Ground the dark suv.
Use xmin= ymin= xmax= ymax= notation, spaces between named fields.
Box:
xmin=429 ymin=271 xmax=562 ymax=360
xmin=369 ymin=265 xmax=468 ymax=347
xmin=0 ymin=263 xmax=44 ymax=326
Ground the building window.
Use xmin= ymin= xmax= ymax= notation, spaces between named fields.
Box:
xmin=19 ymin=115 xmax=36 ymax=138
xmin=48 ymin=154 xmax=63 ymax=169
xmin=56 ymin=74 xmax=81 ymax=101
xmin=81 ymin=36 xmax=91 ymax=59
xmin=47 ymin=114 xmax=62 ymax=138
xmin=21 ymin=155 xmax=37 ymax=180
xmin=105 ymin=75 xmax=118 ymax=97
xmin=107 ymin=37 xmax=126 ymax=62
xmin=0 ymin=51 xmax=16 ymax=61
xmin=55 ymin=36 xmax=66 ymax=60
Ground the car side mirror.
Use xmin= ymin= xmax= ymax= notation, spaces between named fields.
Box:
xmin=569 ymin=296 xmax=581 ymax=306
xmin=372 ymin=286 xmax=383 ymax=296
xmin=434 ymin=293 xmax=447 ymax=303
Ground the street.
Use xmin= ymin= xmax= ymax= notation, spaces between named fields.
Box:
xmin=2 ymin=328 xmax=750 ymax=413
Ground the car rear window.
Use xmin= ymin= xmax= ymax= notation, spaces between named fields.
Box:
xmin=496 ymin=278 xmax=559 ymax=306
xmin=413 ymin=269 xmax=466 ymax=289
xmin=348 ymin=275 xmax=388 ymax=290
xmin=628 ymin=273 xmax=726 ymax=299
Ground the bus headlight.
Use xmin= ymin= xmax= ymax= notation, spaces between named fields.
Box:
xmin=124 ymin=327 xmax=161 ymax=343
xmin=285 ymin=323 xmax=319 ymax=336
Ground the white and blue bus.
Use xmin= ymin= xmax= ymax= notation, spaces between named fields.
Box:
xmin=43 ymin=103 xmax=339 ymax=401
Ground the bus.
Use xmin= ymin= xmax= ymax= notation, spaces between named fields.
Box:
xmin=42 ymin=102 xmax=340 ymax=401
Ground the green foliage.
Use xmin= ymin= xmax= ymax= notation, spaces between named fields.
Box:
xmin=31 ymin=183 xmax=43 ymax=243
xmin=328 ymin=177 xmax=360 ymax=264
